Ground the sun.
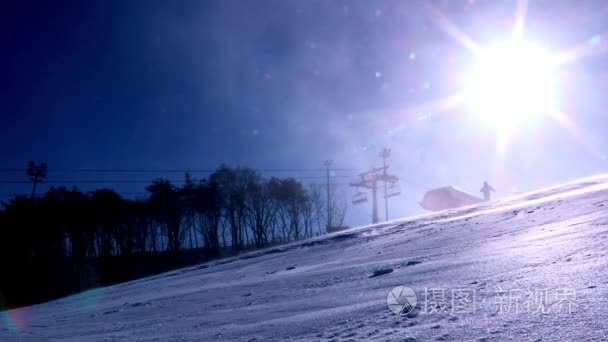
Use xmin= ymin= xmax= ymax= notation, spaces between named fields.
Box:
xmin=464 ymin=41 xmax=557 ymax=128
xmin=420 ymin=0 xmax=602 ymax=170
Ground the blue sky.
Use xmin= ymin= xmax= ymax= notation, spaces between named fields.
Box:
xmin=2 ymin=0 xmax=608 ymax=225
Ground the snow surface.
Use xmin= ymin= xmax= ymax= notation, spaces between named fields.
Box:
xmin=3 ymin=176 xmax=608 ymax=341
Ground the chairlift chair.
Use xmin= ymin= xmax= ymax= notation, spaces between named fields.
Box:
xmin=385 ymin=182 xmax=401 ymax=198
xmin=352 ymin=190 xmax=368 ymax=204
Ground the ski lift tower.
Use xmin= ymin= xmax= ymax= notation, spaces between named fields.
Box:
xmin=350 ymin=148 xmax=400 ymax=224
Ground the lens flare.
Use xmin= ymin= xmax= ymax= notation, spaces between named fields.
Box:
xmin=0 ymin=292 xmax=29 ymax=332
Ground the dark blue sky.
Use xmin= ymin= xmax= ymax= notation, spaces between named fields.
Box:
xmin=2 ymin=0 xmax=608 ymax=224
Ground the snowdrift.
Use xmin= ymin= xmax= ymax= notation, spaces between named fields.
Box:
xmin=420 ymin=185 xmax=483 ymax=211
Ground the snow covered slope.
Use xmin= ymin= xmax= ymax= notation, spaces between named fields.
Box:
xmin=3 ymin=176 xmax=608 ymax=341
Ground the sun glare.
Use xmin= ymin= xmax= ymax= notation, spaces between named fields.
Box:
xmin=423 ymin=0 xmax=598 ymax=185
xmin=465 ymin=41 xmax=557 ymax=128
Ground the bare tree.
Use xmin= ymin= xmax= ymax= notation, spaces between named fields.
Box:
xmin=308 ymin=182 xmax=348 ymax=234
xmin=269 ymin=178 xmax=309 ymax=241
xmin=192 ymin=180 xmax=222 ymax=256
xmin=211 ymin=166 xmax=259 ymax=251
xmin=245 ymin=177 xmax=276 ymax=247
xmin=146 ymin=180 xmax=183 ymax=254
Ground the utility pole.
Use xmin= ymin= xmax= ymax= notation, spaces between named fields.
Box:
xmin=323 ymin=160 xmax=333 ymax=231
xmin=380 ymin=148 xmax=390 ymax=221
xmin=349 ymin=148 xmax=401 ymax=224
xmin=27 ymin=161 xmax=47 ymax=201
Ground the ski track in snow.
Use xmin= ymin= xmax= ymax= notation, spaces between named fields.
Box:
xmin=3 ymin=176 xmax=608 ymax=341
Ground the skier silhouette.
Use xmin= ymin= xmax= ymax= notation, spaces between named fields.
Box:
xmin=480 ymin=181 xmax=495 ymax=201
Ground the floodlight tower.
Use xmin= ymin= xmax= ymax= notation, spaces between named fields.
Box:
xmin=27 ymin=161 xmax=47 ymax=201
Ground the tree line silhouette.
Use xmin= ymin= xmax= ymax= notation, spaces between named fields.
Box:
xmin=0 ymin=165 xmax=347 ymax=309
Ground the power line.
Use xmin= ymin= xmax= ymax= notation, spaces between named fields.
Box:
xmin=0 ymin=175 xmax=356 ymax=184
xmin=0 ymin=180 xmax=356 ymax=188
xmin=0 ymin=167 xmax=360 ymax=173
xmin=0 ymin=192 xmax=149 ymax=198
xmin=0 ymin=180 xmax=162 ymax=184
xmin=0 ymin=182 xmax=360 ymax=198
xmin=0 ymin=181 xmax=362 ymax=199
